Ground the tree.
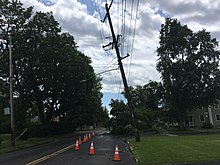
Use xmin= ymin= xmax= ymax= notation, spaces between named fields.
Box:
xmin=129 ymin=81 xmax=163 ymax=110
xmin=0 ymin=80 xmax=11 ymax=133
xmin=98 ymin=106 xmax=110 ymax=129
xmin=0 ymin=0 xmax=103 ymax=135
xmin=156 ymin=18 xmax=220 ymax=128
xmin=109 ymin=99 xmax=132 ymax=135
xmin=128 ymin=81 xmax=163 ymax=131
xmin=0 ymin=0 xmax=33 ymax=129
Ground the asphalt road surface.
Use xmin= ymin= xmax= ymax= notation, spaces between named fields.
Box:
xmin=0 ymin=130 xmax=135 ymax=165
xmin=41 ymin=133 xmax=135 ymax=165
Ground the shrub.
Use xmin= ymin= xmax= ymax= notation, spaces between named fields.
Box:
xmin=112 ymin=125 xmax=127 ymax=135
xmin=0 ymin=122 xmax=10 ymax=134
xmin=152 ymin=124 xmax=166 ymax=134
xmin=111 ymin=125 xmax=132 ymax=135
xmin=202 ymin=123 xmax=213 ymax=129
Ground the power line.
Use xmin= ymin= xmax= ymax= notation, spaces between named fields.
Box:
xmin=120 ymin=0 xmax=126 ymax=58
xmin=94 ymin=0 xmax=105 ymax=45
xmin=131 ymin=0 xmax=140 ymax=56
xmin=127 ymin=0 xmax=134 ymax=55
xmin=128 ymin=0 xmax=139 ymax=82
xmin=94 ymin=0 xmax=118 ymax=93
xmin=95 ymin=57 xmax=118 ymax=74
xmin=117 ymin=0 xmax=120 ymax=35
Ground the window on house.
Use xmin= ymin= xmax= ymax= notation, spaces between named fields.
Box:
xmin=214 ymin=104 xmax=219 ymax=110
xmin=199 ymin=115 xmax=205 ymax=122
xmin=216 ymin=114 xmax=220 ymax=121
xmin=198 ymin=107 xmax=203 ymax=110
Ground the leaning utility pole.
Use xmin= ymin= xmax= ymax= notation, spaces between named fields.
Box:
xmin=9 ymin=35 xmax=16 ymax=148
xmin=102 ymin=1 xmax=140 ymax=142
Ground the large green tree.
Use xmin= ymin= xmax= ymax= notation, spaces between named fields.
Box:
xmin=0 ymin=0 xmax=102 ymax=133
xmin=0 ymin=0 xmax=33 ymax=128
xmin=156 ymin=18 xmax=220 ymax=128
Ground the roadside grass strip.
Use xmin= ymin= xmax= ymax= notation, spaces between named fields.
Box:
xmin=129 ymin=134 xmax=220 ymax=164
xmin=0 ymin=133 xmax=76 ymax=154
xmin=0 ymin=134 xmax=57 ymax=154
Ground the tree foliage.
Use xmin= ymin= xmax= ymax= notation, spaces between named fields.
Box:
xmin=129 ymin=81 xmax=163 ymax=131
xmin=0 ymin=0 xmax=103 ymax=134
xmin=129 ymin=81 xmax=162 ymax=110
xmin=110 ymin=81 xmax=163 ymax=134
xmin=109 ymin=99 xmax=132 ymax=135
xmin=156 ymin=18 xmax=220 ymax=127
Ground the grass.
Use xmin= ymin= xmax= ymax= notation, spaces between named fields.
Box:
xmin=0 ymin=134 xmax=69 ymax=154
xmin=129 ymin=134 xmax=220 ymax=164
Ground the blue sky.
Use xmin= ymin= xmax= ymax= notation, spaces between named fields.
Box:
xmin=78 ymin=0 xmax=95 ymax=15
xmin=37 ymin=0 xmax=54 ymax=6
xmin=102 ymin=92 xmax=125 ymax=108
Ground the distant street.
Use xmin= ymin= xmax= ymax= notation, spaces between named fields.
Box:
xmin=0 ymin=129 xmax=135 ymax=165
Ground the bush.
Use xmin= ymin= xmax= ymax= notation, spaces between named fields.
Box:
xmin=111 ymin=125 xmax=132 ymax=135
xmin=202 ymin=123 xmax=213 ymax=129
xmin=112 ymin=125 xmax=126 ymax=135
xmin=0 ymin=122 xmax=10 ymax=134
xmin=152 ymin=124 xmax=166 ymax=134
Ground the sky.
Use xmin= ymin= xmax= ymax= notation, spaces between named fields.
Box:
xmin=19 ymin=0 xmax=220 ymax=109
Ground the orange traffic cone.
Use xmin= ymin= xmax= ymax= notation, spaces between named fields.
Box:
xmin=113 ymin=145 xmax=120 ymax=161
xmin=84 ymin=135 xmax=87 ymax=143
xmin=79 ymin=136 xmax=82 ymax=145
xmin=89 ymin=133 xmax=91 ymax=139
xmin=75 ymin=140 xmax=79 ymax=151
xmin=89 ymin=141 xmax=95 ymax=155
xmin=92 ymin=132 xmax=95 ymax=137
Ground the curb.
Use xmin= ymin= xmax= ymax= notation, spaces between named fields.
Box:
xmin=126 ymin=140 xmax=139 ymax=163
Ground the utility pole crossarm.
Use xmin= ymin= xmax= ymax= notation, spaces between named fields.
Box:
xmin=102 ymin=42 xmax=113 ymax=49
xmin=104 ymin=3 xmax=141 ymax=142
xmin=101 ymin=0 xmax=113 ymax=23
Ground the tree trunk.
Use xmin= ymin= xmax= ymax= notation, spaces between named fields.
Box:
xmin=177 ymin=113 xmax=185 ymax=130
xmin=37 ymin=98 xmax=45 ymax=124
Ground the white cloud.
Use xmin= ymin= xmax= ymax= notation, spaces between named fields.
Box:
xmin=19 ymin=0 xmax=220 ymax=96
xmin=150 ymin=0 xmax=220 ymax=35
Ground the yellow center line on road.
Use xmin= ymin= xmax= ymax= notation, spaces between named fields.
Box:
xmin=26 ymin=144 xmax=75 ymax=165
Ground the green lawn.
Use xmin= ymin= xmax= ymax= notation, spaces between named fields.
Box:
xmin=129 ymin=134 xmax=220 ymax=164
xmin=0 ymin=134 xmax=66 ymax=154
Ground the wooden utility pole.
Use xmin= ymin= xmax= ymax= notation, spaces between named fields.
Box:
xmin=9 ymin=35 xmax=16 ymax=148
xmin=103 ymin=1 xmax=140 ymax=142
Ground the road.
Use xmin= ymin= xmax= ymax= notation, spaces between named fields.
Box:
xmin=0 ymin=129 xmax=135 ymax=165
